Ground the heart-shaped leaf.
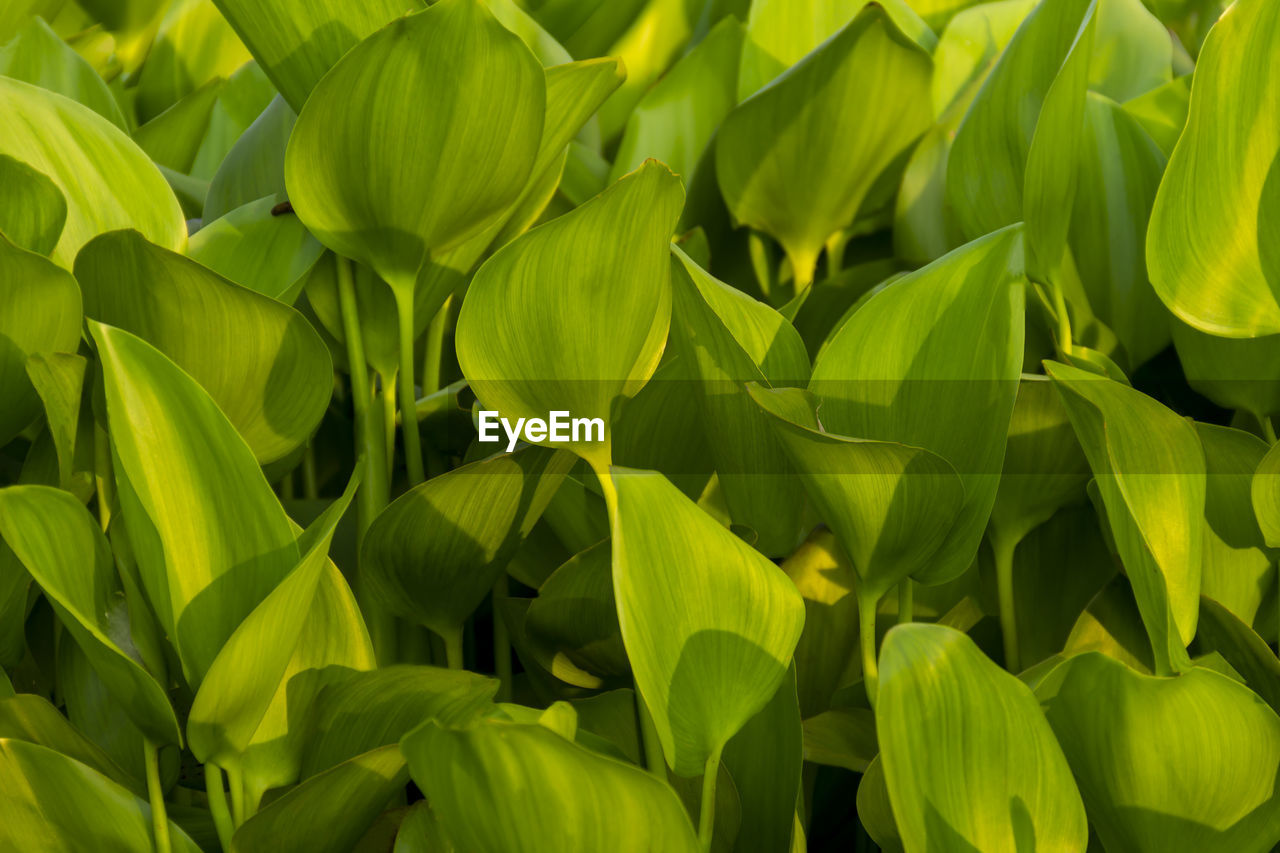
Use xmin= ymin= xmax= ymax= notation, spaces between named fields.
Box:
xmin=0 ymin=16 xmax=127 ymax=128
xmin=76 ymin=230 xmax=332 ymax=464
xmin=187 ymin=195 xmax=324 ymax=304
xmin=1147 ymin=0 xmax=1280 ymax=336
xmin=878 ymin=623 xmax=1088 ymax=852
xmin=610 ymin=468 xmax=804 ymax=776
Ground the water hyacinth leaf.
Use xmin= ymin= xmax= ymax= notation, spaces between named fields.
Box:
xmin=210 ymin=0 xmax=420 ymax=112
xmin=91 ymin=321 xmax=300 ymax=689
xmin=417 ymin=55 xmax=626 ymax=323
xmin=716 ymin=2 xmax=934 ymax=289
xmin=1172 ymin=322 xmax=1280 ymax=423
xmin=609 ymin=16 xmax=741 ymax=183
xmin=989 ymin=375 xmax=1090 ymax=552
xmin=929 ymin=0 xmax=1037 ymax=116
xmin=878 ymin=623 xmax=1088 ymax=853
xmin=947 ymin=0 xmax=1094 ymax=249
xmin=1047 ymin=361 xmax=1205 ymax=674
xmin=525 ymin=541 xmax=630 ymax=686
xmin=0 ymin=16 xmax=127 ymax=128
xmin=1087 ymin=0 xmax=1171 ymax=102
xmin=1195 ymin=597 xmax=1280 ymax=715
xmin=132 ymin=78 xmax=225 ymax=174
xmin=1063 ymin=574 xmax=1155 ymax=673
xmin=402 ymin=716 xmax=699 ymax=853
xmin=669 ymin=248 xmax=809 ymax=556
xmin=362 ymin=448 xmax=573 ymax=641
xmin=1196 ymin=424 xmax=1273 ymax=627
xmin=0 ymin=739 xmax=201 ymax=853
xmin=1252 ymin=439 xmax=1280 ymax=549
xmin=24 ymin=353 xmax=85 ymax=492
xmin=189 ymin=61 xmax=276 ymax=182
xmin=285 ymin=0 xmax=545 ymax=295
xmin=748 ymin=385 xmax=964 ymax=602
xmin=0 ymin=486 xmax=179 ymax=746
xmin=1039 ymin=651 xmax=1280 ymax=853
xmin=76 ymin=230 xmax=332 ymax=463
xmin=187 ymin=196 xmax=324 ymax=303
xmin=1147 ymin=0 xmax=1280 ymax=336
xmin=132 ymin=0 xmax=251 ymax=122
xmin=231 ymin=745 xmax=409 ymax=853
xmin=0 ymin=155 xmax=66 ymax=257
xmin=610 ymin=468 xmax=805 ymax=776
xmin=856 ymin=756 xmax=903 ymax=853
xmin=1122 ymin=73 xmax=1190 ymax=157
xmin=457 ymin=162 xmax=685 ymax=471
xmin=301 ymin=665 xmax=498 ymax=777
xmin=0 ymin=77 xmax=186 ymax=267
xmin=204 ymin=95 xmax=294 ymax=223
xmin=802 ymin=708 xmax=877 ymax=773
xmin=0 ymin=694 xmax=138 ymax=793
xmin=735 ymin=0 xmax=859 ymax=100
xmin=1069 ymin=92 xmax=1169 ymax=368
xmin=187 ymin=476 xmax=358 ymax=766
xmin=810 ymin=226 xmax=1026 ymax=585
xmin=0 ymin=234 xmax=82 ymax=447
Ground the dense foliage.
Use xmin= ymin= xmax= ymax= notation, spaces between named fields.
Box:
xmin=1 ymin=0 xmax=1279 ymax=850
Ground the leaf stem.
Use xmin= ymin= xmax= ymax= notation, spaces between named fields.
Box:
xmin=698 ymin=746 xmax=723 ymax=852
xmin=301 ymin=442 xmax=318 ymax=500
xmin=422 ymin=295 xmax=453 ymax=398
xmin=379 ymin=373 xmax=397 ymax=482
xmin=93 ymin=424 xmax=113 ymax=532
xmin=493 ymin=575 xmax=512 ymax=701
xmin=393 ymin=290 xmax=425 ymax=486
xmin=993 ymin=532 xmax=1021 ymax=673
xmin=442 ymin=626 xmax=464 ymax=670
xmin=144 ymin=739 xmax=171 ymax=853
xmin=857 ymin=587 xmax=881 ymax=710
xmin=1262 ymin=413 xmax=1277 ymax=446
xmin=636 ymin=687 xmax=667 ymax=779
xmin=205 ymin=764 xmax=234 ymax=852
xmin=226 ymin=764 xmax=245 ymax=827
xmin=897 ymin=580 xmax=913 ymax=625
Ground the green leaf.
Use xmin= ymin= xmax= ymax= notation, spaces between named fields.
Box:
xmin=0 ymin=738 xmax=201 ymax=852
xmin=1047 ymin=361 xmax=1205 ymax=674
xmin=301 ymin=665 xmax=497 ymax=778
xmin=610 ymin=468 xmax=804 ymax=776
xmin=989 ymin=375 xmax=1091 ymax=552
xmin=133 ymin=77 xmax=225 ymax=174
xmin=748 ymin=384 xmax=964 ymax=602
xmin=735 ymin=0 xmax=859 ymax=100
xmin=802 ymin=708 xmax=877 ymax=773
xmin=232 ymin=745 xmax=409 ymax=853
xmin=362 ymin=448 xmax=573 ymax=639
xmin=609 ymin=16 xmax=741 ymax=184
xmin=210 ymin=0 xmax=422 ymax=112
xmin=76 ymin=230 xmax=332 ymax=463
xmin=878 ymin=623 xmax=1088 ymax=852
xmin=1172 ymin=321 xmax=1280 ymax=423
xmin=1195 ymin=597 xmax=1280 ymax=715
xmin=456 ymin=161 xmax=685 ymax=471
xmin=187 ymin=475 xmax=358 ymax=766
xmin=90 ymin=321 xmax=300 ymax=689
xmin=0 ymin=76 xmax=186 ymax=267
xmin=0 ymin=155 xmax=66 ymax=256
xmin=1069 ymin=92 xmax=1169 ymax=367
xmin=0 ymin=15 xmax=127 ymax=128
xmin=1251 ymin=438 xmax=1280 ymax=549
xmin=0 ymin=693 xmax=139 ymax=793
xmin=1122 ymin=73 xmax=1190 ymax=157
xmin=24 ymin=353 xmax=85 ymax=490
xmin=402 ymin=715 xmax=699 ymax=852
xmin=204 ymin=94 xmax=293 ymax=223
xmin=1147 ymin=0 xmax=1280 ymax=336
xmin=0 ymin=486 xmax=180 ymax=746
xmin=1087 ymin=0 xmax=1172 ymax=102
xmin=0 ymin=234 xmax=82 ymax=447
xmin=856 ymin=755 xmax=903 ymax=853
xmin=187 ymin=195 xmax=324 ymax=303
xmin=810 ymin=226 xmax=1026 ymax=585
xmin=1040 ymin=651 xmax=1280 ymax=853
xmin=1196 ymin=424 xmax=1273 ymax=627
xmin=669 ymin=247 xmax=809 ymax=556
xmin=132 ymin=0 xmax=250 ymax=122
xmin=716 ymin=2 xmax=934 ymax=288
xmin=1063 ymin=574 xmax=1155 ymax=673
xmin=285 ymin=0 xmax=545 ymax=294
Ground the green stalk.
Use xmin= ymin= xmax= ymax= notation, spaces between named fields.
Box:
xmin=992 ymin=532 xmax=1021 ymax=673
xmin=204 ymin=764 xmax=234 ymax=852
xmin=226 ymin=764 xmax=245 ymax=827
xmin=301 ymin=442 xmax=319 ymax=500
xmin=421 ymin=295 xmax=453 ymax=398
xmin=280 ymin=470 xmax=295 ymax=500
xmin=94 ymin=424 xmax=113 ymax=532
xmin=143 ymin=739 xmax=171 ymax=853
xmin=392 ymin=289 xmax=425 ymax=485
xmin=897 ymin=579 xmax=913 ymax=625
xmin=493 ymin=575 xmax=512 ymax=701
xmin=636 ymin=689 xmax=667 ymax=780
xmin=379 ymin=373 xmax=397 ymax=482
xmin=1051 ymin=279 xmax=1073 ymax=356
xmin=337 ymin=256 xmax=395 ymax=664
xmin=442 ymin=626 xmax=465 ymax=670
xmin=1262 ymin=413 xmax=1277 ymax=446
xmin=857 ymin=587 xmax=881 ymax=710
xmin=698 ymin=746 xmax=723 ymax=853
